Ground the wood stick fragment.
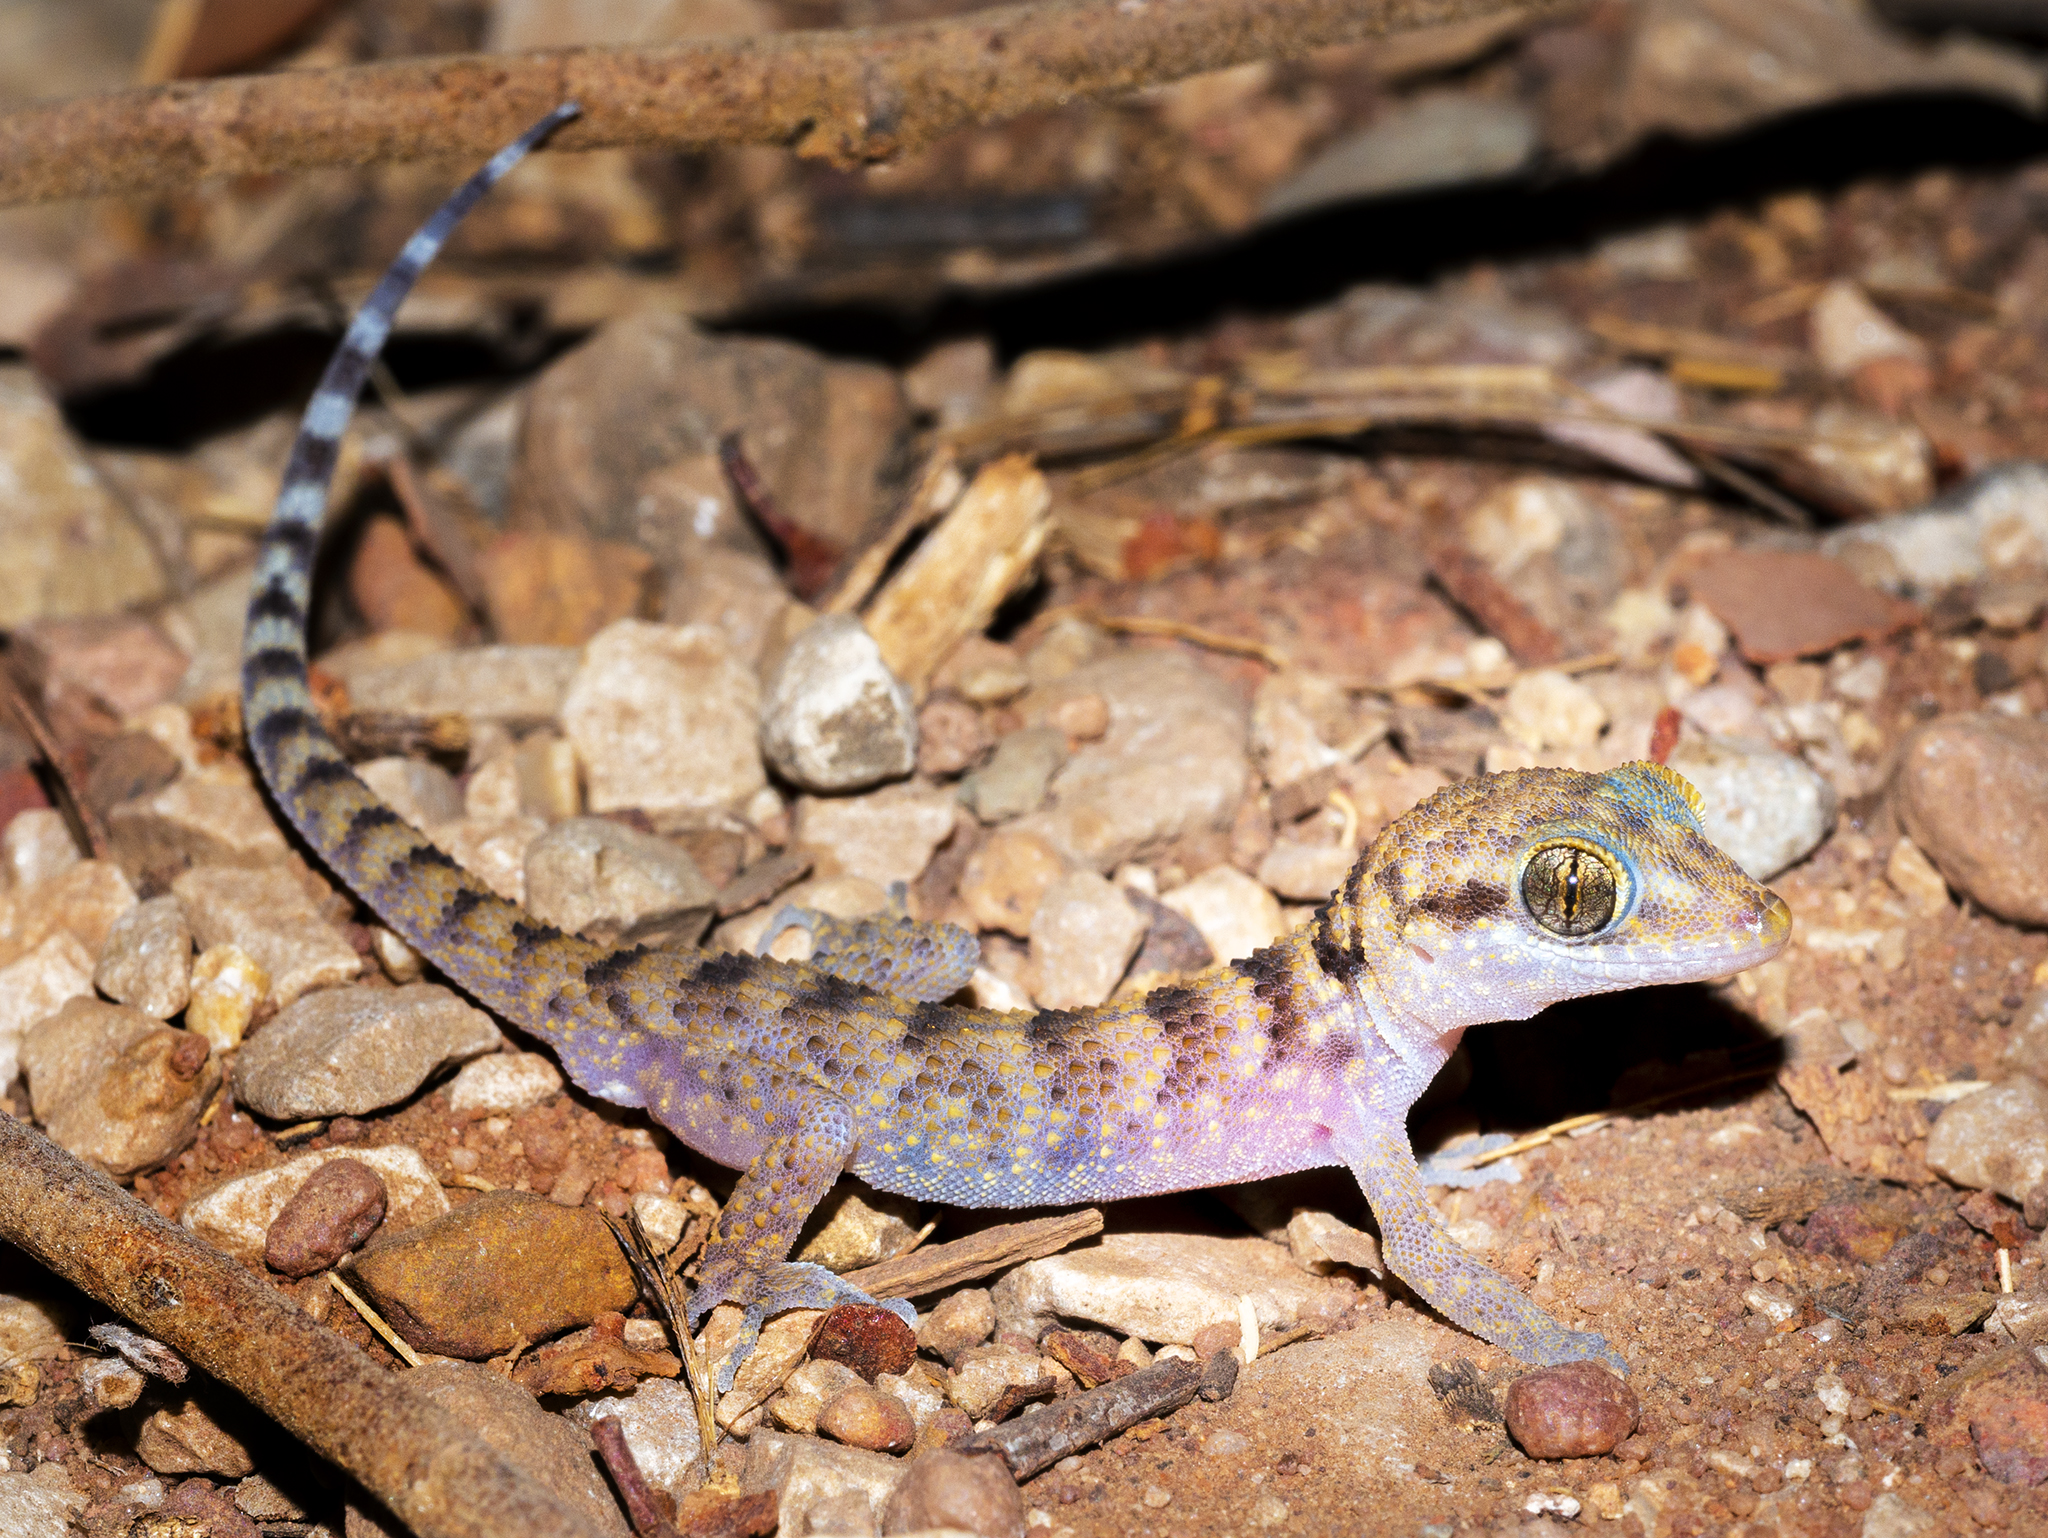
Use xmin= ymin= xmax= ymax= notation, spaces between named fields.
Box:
xmin=0 ymin=1115 xmax=593 ymax=1538
xmin=840 ymin=1208 xmax=1102 ymax=1298
xmin=0 ymin=0 xmax=1555 ymax=206
xmin=1425 ymin=540 xmax=1564 ymax=667
xmin=960 ymin=1348 xmax=1239 ymax=1478
xmin=592 ymin=1415 xmax=681 ymax=1538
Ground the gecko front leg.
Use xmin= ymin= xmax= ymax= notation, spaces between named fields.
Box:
xmin=1340 ymin=1117 xmax=1627 ymax=1374
xmin=686 ymin=1088 xmax=916 ymax=1391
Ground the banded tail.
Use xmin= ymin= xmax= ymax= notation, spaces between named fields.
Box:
xmin=240 ymin=106 xmax=605 ymax=1030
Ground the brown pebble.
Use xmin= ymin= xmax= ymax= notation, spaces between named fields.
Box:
xmin=1751 ymin=1468 xmax=1783 ymax=1494
xmin=882 ymin=1448 xmax=1024 ymax=1538
xmin=1051 ymin=693 xmax=1110 ymax=743
xmin=264 ymin=1159 xmax=388 ymax=1278
xmin=1190 ymin=1321 xmax=1241 ymax=1361
xmin=1503 ymin=1360 xmax=1639 ymax=1459
xmin=812 ymin=1303 xmax=916 ymax=1381
xmin=917 ymin=697 xmax=994 ymax=778
xmin=817 ymin=1383 xmax=916 ymax=1453
xmin=917 ymin=1288 xmax=995 ymax=1365
xmin=1972 ymin=1388 xmax=2048 ymax=1486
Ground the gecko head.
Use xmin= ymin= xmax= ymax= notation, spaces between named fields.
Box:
xmin=1325 ymin=761 xmax=1791 ymax=1032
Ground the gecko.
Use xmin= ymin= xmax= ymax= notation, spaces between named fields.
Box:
xmin=241 ymin=107 xmax=1792 ymax=1388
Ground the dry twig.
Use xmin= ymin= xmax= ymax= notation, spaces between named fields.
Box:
xmin=0 ymin=1115 xmax=593 ymax=1538
xmin=840 ymin=1208 xmax=1103 ymax=1298
xmin=0 ymin=0 xmax=1553 ymax=206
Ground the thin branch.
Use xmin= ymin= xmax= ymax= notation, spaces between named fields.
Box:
xmin=0 ymin=1115 xmax=594 ymax=1538
xmin=0 ymin=0 xmax=1556 ymax=207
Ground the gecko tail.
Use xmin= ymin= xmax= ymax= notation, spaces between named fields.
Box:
xmin=240 ymin=105 xmax=607 ymax=1032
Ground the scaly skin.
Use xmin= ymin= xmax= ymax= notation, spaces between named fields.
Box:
xmin=242 ymin=111 xmax=1793 ymax=1386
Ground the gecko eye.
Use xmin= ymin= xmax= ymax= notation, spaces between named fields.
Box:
xmin=1521 ymin=843 xmax=1619 ymax=937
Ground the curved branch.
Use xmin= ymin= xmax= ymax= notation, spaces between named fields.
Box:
xmin=0 ymin=0 xmax=1549 ymax=207
xmin=0 ymin=1116 xmax=593 ymax=1538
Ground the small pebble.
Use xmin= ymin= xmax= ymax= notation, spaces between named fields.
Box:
xmin=811 ymin=1303 xmax=917 ymax=1382
xmin=1503 ymin=1360 xmax=1640 ymax=1459
xmin=92 ymin=896 xmax=193 ymax=1020
xmin=264 ymin=1158 xmax=388 ymax=1278
xmin=918 ymin=1289 xmax=996 ymax=1365
xmin=1140 ymin=1484 xmax=1172 ymax=1509
xmin=446 ymin=1051 xmax=564 ymax=1116
xmin=183 ymin=944 xmax=269 ymax=1052
xmin=817 ymin=1384 xmax=916 ymax=1453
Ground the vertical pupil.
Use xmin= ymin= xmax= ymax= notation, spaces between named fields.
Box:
xmin=1561 ymin=852 xmax=1580 ymax=921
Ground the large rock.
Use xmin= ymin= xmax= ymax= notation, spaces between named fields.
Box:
xmin=562 ymin=620 xmax=765 ymax=818
xmin=1926 ymin=1078 xmax=2048 ymax=1205
xmin=0 ymin=365 xmax=165 ymax=627
xmin=1894 ymin=714 xmax=2048 ymax=925
xmin=510 ymin=312 xmax=905 ymax=557
xmin=346 ymin=1191 xmax=639 ymax=1357
xmin=760 ymin=615 xmax=918 ymax=793
xmin=21 ymin=998 xmax=217 ymax=1177
xmin=741 ymin=1428 xmax=905 ymax=1536
xmin=348 ymin=1362 xmax=631 ymax=1538
xmin=1012 ymin=652 xmax=1252 ymax=871
xmin=233 ymin=983 xmax=503 ymax=1120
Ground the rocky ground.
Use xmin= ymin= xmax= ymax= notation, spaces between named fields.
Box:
xmin=6 ymin=6 xmax=2048 ymax=1538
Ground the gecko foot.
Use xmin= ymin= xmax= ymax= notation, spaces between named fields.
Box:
xmin=1518 ymin=1323 xmax=1629 ymax=1376
xmin=687 ymin=1260 xmax=918 ymax=1392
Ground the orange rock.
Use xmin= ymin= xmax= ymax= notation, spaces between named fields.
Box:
xmin=479 ymin=529 xmax=653 ymax=646
xmin=347 ymin=516 xmax=468 ymax=640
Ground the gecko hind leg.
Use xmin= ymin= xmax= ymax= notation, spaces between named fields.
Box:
xmin=1341 ymin=1119 xmax=1628 ymax=1374
xmin=757 ymin=895 xmax=979 ymax=1003
xmin=685 ymin=1090 xmax=916 ymax=1392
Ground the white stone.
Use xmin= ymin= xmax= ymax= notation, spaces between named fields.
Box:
xmin=565 ymin=1379 xmax=703 ymax=1500
xmin=357 ymin=757 xmax=463 ymax=829
xmin=1160 ymin=866 xmax=1285 ymax=968
xmin=0 ymin=931 xmax=95 ymax=1088
xmin=1500 ymin=669 xmax=1608 ymax=753
xmin=1664 ymin=736 xmax=1836 ymax=881
xmin=563 ymin=620 xmax=764 ymax=816
xmin=1924 ymin=1076 xmax=2048 ymax=1204
xmin=795 ymin=782 xmax=959 ymax=889
xmin=172 ymin=866 xmax=362 ymax=1008
xmin=1027 ymin=871 xmax=1144 ymax=1010
xmin=1012 ymin=652 xmax=1252 ymax=872
xmin=992 ymin=1231 xmax=1350 ymax=1344
xmin=760 ymin=614 xmax=918 ymax=793
xmin=93 ymin=895 xmax=193 ymax=1020
xmin=523 ymin=817 xmax=713 ymax=941
xmin=1810 ymin=282 xmax=1926 ymax=377
xmin=1 ymin=809 xmax=78 ymax=890
xmin=447 ymin=1051 xmax=564 ymax=1115
xmin=181 ymin=1145 xmax=449 ymax=1266
xmin=346 ymin=645 xmax=580 ymax=724
xmin=0 ymin=1465 xmax=86 ymax=1538
xmin=741 ymin=1429 xmax=904 ymax=1535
